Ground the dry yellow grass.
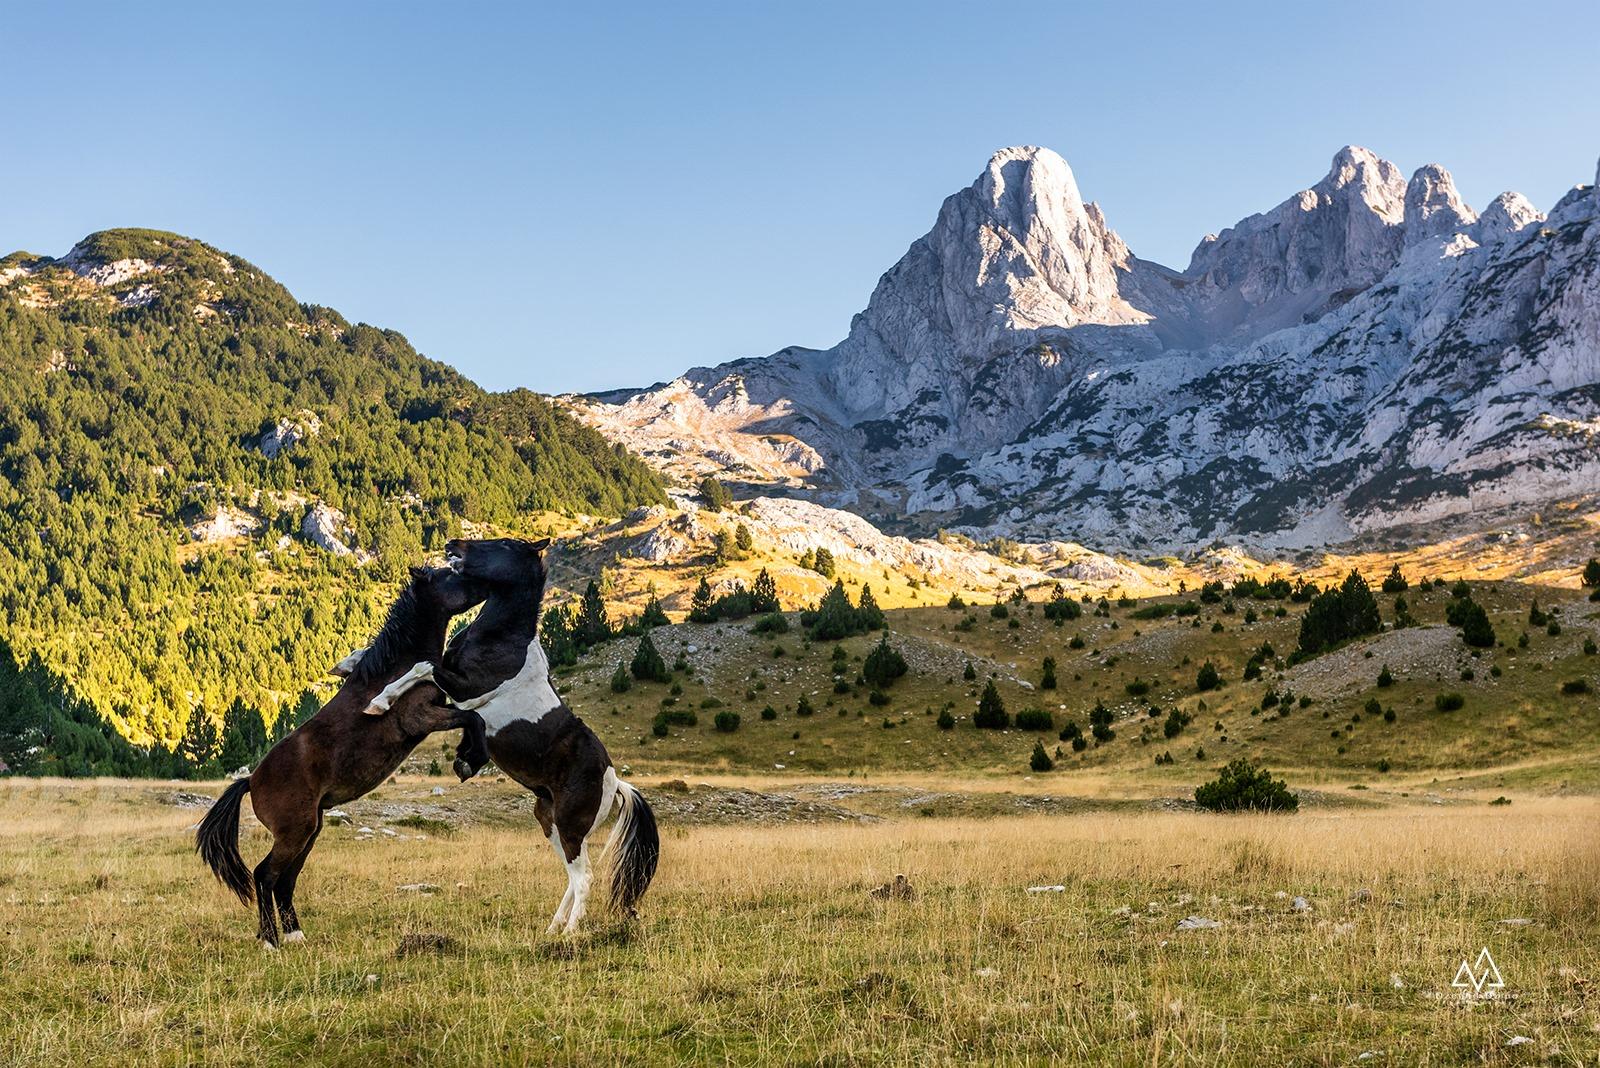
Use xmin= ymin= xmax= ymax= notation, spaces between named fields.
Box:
xmin=2 ymin=778 xmax=1599 ymax=1065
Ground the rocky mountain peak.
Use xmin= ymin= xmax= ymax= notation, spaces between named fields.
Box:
xmin=1475 ymin=191 xmax=1543 ymax=243
xmin=1321 ymin=145 xmax=1408 ymax=221
xmin=1403 ymin=163 xmax=1476 ymax=244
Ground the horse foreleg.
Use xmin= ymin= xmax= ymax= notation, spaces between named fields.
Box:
xmin=453 ymin=712 xmax=490 ymax=781
xmin=365 ymin=661 xmax=436 ymax=715
xmin=330 ymin=647 xmax=366 ymax=678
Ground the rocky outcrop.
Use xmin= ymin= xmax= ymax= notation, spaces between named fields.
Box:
xmin=188 ymin=506 xmax=261 ymax=543
xmin=259 ymin=411 xmax=321 ymax=458
xmin=574 ymin=146 xmax=1600 ymax=551
xmin=301 ymin=503 xmax=356 ymax=557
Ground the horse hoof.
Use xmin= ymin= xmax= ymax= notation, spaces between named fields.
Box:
xmin=260 ymin=940 xmax=279 ymax=952
xmin=282 ymin=930 xmax=305 ymax=944
xmin=453 ymin=759 xmax=475 ymax=782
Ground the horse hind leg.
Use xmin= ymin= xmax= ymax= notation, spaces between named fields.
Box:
xmin=560 ymin=844 xmax=594 ymax=934
xmin=274 ymin=816 xmax=323 ymax=943
xmin=254 ymin=816 xmax=316 ymax=949
xmin=555 ymin=774 xmax=614 ymax=934
xmin=530 ymin=796 xmax=568 ymax=934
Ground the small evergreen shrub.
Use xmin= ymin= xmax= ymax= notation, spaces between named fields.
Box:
xmin=1014 ymin=707 xmax=1054 ymax=731
xmin=1194 ymin=758 xmax=1298 ymax=812
xmin=1434 ymin=692 xmax=1465 ymax=712
xmin=713 ymin=710 xmax=741 ymax=733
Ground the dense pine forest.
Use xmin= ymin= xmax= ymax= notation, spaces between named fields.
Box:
xmin=0 ymin=229 xmax=664 ymax=774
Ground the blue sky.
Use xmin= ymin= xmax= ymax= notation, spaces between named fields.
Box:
xmin=4 ymin=1 xmax=1597 ymax=393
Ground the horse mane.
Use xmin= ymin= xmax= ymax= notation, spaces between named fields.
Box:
xmin=529 ymin=562 xmax=548 ymax=633
xmin=350 ymin=580 xmax=430 ymax=687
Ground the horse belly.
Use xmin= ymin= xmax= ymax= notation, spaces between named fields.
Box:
xmin=486 ymin=707 xmax=579 ymax=790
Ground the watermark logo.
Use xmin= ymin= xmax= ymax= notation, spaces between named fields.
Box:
xmin=1451 ymin=948 xmax=1505 ymax=994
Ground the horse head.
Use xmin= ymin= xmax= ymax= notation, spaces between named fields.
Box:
xmin=444 ymin=537 xmax=550 ymax=590
xmin=408 ymin=564 xmax=492 ymax=620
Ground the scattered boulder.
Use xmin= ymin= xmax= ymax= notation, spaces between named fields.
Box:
xmin=1176 ymin=916 xmax=1220 ymax=930
xmin=395 ymin=883 xmax=441 ymax=894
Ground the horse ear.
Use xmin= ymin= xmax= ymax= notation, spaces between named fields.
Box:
xmin=408 ymin=565 xmax=427 ymax=582
xmin=530 ymin=538 xmax=552 ymax=552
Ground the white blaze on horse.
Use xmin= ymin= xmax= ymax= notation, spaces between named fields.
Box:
xmin=362 ymin=537 xmax=659 ymax=934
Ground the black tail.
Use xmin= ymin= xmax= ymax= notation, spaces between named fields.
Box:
xmin=608 ymin=779 xmax=659 ymax=916
xmin=196 ymin=779 xmax=254 ymax=904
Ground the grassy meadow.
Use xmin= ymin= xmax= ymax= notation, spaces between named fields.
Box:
xmin=2 ymin=777 xmax=1599 ymax=1065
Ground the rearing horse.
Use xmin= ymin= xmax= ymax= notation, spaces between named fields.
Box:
xmin=196 ymin=564 xmax=489 ymax=948
xmin=366 ymin=537 xmax=659 ymax=933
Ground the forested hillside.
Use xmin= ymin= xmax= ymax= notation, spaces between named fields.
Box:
xmin=0 ymin=229 xmax=664 ymax=772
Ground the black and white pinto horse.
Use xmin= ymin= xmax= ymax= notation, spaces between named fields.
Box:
xmin=360 ymin=537 xmax=658 ymax=934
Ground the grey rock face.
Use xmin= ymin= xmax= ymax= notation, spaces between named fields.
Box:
xmin=576 ymin=145 xmax=1600 ymax=551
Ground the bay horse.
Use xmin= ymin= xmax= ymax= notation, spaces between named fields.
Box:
xmin=364 ymin=536 xmax=659 ymax=934
xmin=195 ymin=564 xmax=490 ymax=948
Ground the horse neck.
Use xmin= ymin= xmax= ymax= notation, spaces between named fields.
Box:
xmin=403 ymin=609 xmax=452 ymax=663
xmin=472 ymin=580 xmax=544 ymax=642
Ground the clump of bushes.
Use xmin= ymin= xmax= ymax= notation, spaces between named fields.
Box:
xmin=1295 ymin=570 xmax=1382 ymax=657
xmin=1434 ymin=692 xmax=1465 ymax=712
xmin=863 ymin=633 xmax=908 ymax=689
xmin=751 ymin=612 xmax=789 ymax=635
xmin=1162 ymin=707 xmax=1192 ymax=739
xmin=1089 ymin=701 xmax=1115 ymax=743
xmin=1194 ymin=758 xmax=1298 ymax=812
xmin=1014 ymin=707 xmax=1054 ymax=732
xmin=1444 ymin=595 xmax=1496 ymax=648
xmin=1043 ymin=586 xmax=1082 ymax=621
xmin=713 ymin=710 xmax=741 ymax=733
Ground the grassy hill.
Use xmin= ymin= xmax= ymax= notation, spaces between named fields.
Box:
xmin=547 ymin=574 xmax=1600 ymax=785
xmin=0 ymin=229 xmax=664 ymax=765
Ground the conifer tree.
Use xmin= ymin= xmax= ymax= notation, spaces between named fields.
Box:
xmin=856 ymin=583 xmax=885 ymax=630
xmin=688 ymin=578 xmax=717 ymax=623
xmin=974 ymin=678 xmax=1008 ymax=729
xmin=640 ymin=590 xmax=670 ymax=628
xmin=575 ymin=579 xmax=613 ymax=647
xmin=630 ymin=632 xmax=670 ymax=682
xmin=751 ymin=568 xmax=780 ymax=614
xmin=863 ymin=633 xmax=908 ymax=689
xmin=810 ymin=581 xmax=859 ymax=640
